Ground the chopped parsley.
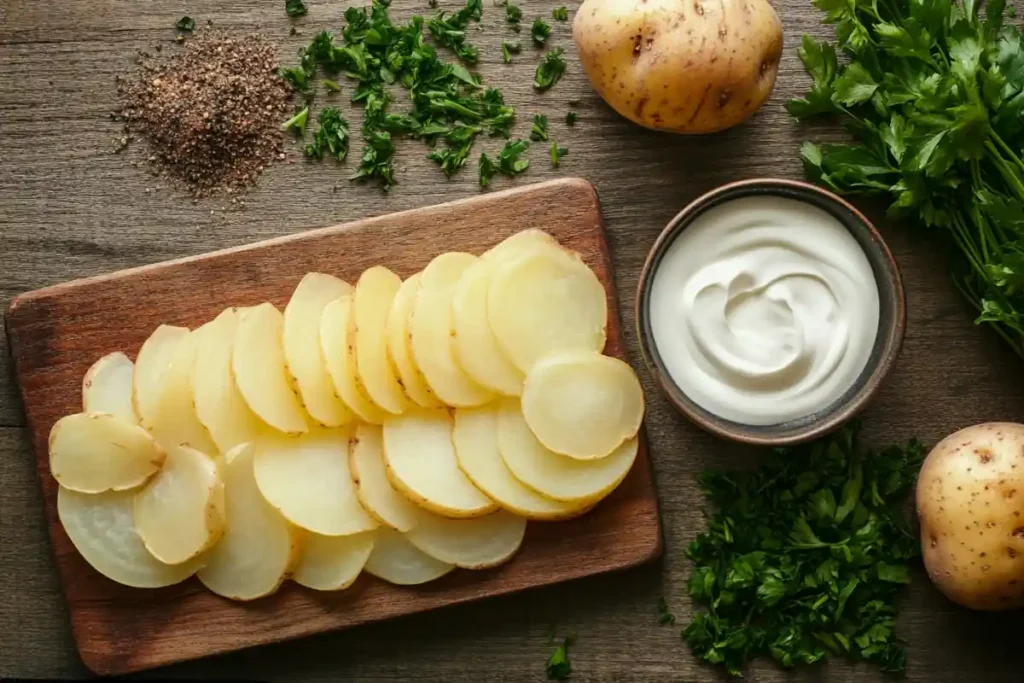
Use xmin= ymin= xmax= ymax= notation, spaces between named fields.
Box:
xmin=479 ymin=139 xmax=530 ymax=187
xmin=565 ymin=111 xmax=577 ymax=125
xmin=553 ymin=6 xmax=569 ymax=20
xmin=175 ymin=16 xmax=195 ymax=32
xmin=501 ymin=40 xmax=521 ymax=63
xmin=656 ymin=597 xmax=675 ymax=626
xmin=303 ymin=107 xmax=350 ymax=161
xmin=281 ymin=106 xmax=310 ymax=135
xmin=282 ymin=0 xmax=517 ymax=190
xmin=546 ymin=636 xmax=572 ymax=680
xmin=682 ymin=421 xmax=923 ymax=676
xmin=505 ymin=3 xmax=523 ymax=30
xmin=285 ymin=0 xmax=309 ymax=18
xmin=549 ymin=141 xmax=567 ymax=167
xmin=427 ymin=0 xmax=484 ymax=63
xmin=531 ymin=17 xmax=551 ymax=45
xmin=322 ymin=79 xmax=341 ymax=93
xmin=534 ymin=48 xmax=566 ymax=91
xmin=530 ymin=114 xmax=549 ymax=141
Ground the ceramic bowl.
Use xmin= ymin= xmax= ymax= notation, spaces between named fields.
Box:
xmin=635 ymin=178 xmax=906 ymax=446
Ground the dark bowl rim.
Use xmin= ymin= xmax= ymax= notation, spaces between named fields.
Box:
xmin=635 ymin=177 xmax=907 ymax=447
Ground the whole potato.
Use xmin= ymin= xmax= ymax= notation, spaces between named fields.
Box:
xmin=573 ymin=0 xmax=783 ymax=134
xmin=917 ymin=423 xmax=1024 ymax=610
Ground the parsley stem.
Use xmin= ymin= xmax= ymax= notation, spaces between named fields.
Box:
xmin=991 ymin=131 xmax=1024 ymax=178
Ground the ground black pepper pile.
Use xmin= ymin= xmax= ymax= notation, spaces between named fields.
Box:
xmin=118 ymin=30 xmax=292 ymax=197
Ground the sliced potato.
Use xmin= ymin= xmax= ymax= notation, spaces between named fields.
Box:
xmin=321 ymin=296 xmax=389 ymax=424
xmin=193 ymin=308 xmax=267 ymax=453
xmin=82 ymin=352 xmax=137 ymax=424
xmin=382 ymin=408 xmax=497 ymax=518
xmin=497 ymin=399 xmax=638 ymax=504
xmin=355 ymin=266 xmax=410 ymax=415
xmin=198 ymin=443 xmax=304 ymax=600
xmin=454 ymin=406 xmax=588 ymax=520
xmin=451 ymin=259 xmax=524 ymax=396
xmin=482 ymin=229 xmax=559 ymax=262
xmin=385 ymin=273 xmax=441 ymax=408
xmin=411 ymin=253 xmax=494 ymax=407
xmin=134 ymin=445 xmax=225 ymax=565
xmin=49 ymin=413 xmax=165 ymax=494
xmin=351 ymin=423 xmax=425 ymax=532
xmin=233 ymin=302 xmax=310 ymax=435
xmin=58 ymin=486 xmax=202 ymax=588
xmin=283 ymin=273 xmax=355 ymax=428
xmin=133 ymin=325 xmax=188 ymax=430
xmin=489 ymin=245 xmax=607 ymax=373
xmin=522 ymin=350 xmax=644 ymax=460
xmin=293 ymin=530 xmax=374 ymax=591
xmin=405 ymin=509 xmax=526 ymax=569
xmin=151 ymin=327 xmax=218 ymax=456
xmin=253 ymin=429 xmax=378 ymax=536
xmin=363 ymin=527 xmax=454 ymax=585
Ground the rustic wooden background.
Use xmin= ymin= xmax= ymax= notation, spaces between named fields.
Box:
xmin=2 ymin=0 xmax=1022 ymax=681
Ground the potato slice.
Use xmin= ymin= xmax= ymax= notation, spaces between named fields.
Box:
xmin=363 ymin=527 xmax=454 ymax=585
xmin=198 ymin=443 xmax=304 ymax=600
xmin=49 ymin=413 xmax=165 ymax=494
xmin=522 ymin=350 xmax=644 ymax=460
xmin=405 ymin=509 xmax=526 ymax=569
xmin=321 ymin=296 xmax=389 ymax=424
xmin=354 ymin=266 xmax=410 ymax=415
xmin=451 ymin=259 xmax=524 ymax=396
xmin=385 ymin=273 xmax=441 ymax=408
xmin=82 ymin=352 xmax=137 ymax=424
xmin=133 ymin=325 xmax=188 ymax=430
xmin=383 ymin=409 xmax=497 ymax=518
xmin=193 ymin=308 xmax=267 ymax=453
xmin=58 ymin=486 xmax=202 ymax=588
xmin=283 ymin=273 xmax=355 ymax=428
xmin=488 ymin=246 xmax=607 ymax=373
xmin=134 ymin=445 xmax=225 ymax=565
xmin=412 ymin=253 xmax=494 ymax=407
xmin=151 ymin=327 xmax=218 ymax=456
xmin=453 ymin=406 xmax=588 ymax=520
xmin=351 ymin=423 xmax=425 ymax=532
xmin=497 ymin=399 xmax=638 ymax=504
xmin=293 ymin=530 xmax=374 ymax=591
xmin=253 ymin=429 xmax=378 ymax=536
xmin=482 ymin=228 xmax=558 ymax=262
xmin=233 ymin=302 xmax=310 ymax=435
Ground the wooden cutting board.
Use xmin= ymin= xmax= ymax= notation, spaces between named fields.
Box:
xmin=4 ymin=177 xmax=662 ymax=676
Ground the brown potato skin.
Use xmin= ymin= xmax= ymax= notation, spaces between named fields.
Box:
xmin=917 ymin=423 xmax=1024 ymax=610
xmin=573 ymin=0 xmax=783 ymax=133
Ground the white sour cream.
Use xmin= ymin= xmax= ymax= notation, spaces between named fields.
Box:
xmin=648 ymin=195 xmax=880 ymax=426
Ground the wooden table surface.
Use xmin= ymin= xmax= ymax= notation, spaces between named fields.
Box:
xmin=2 ymin=0 xmax=1022 ymax=681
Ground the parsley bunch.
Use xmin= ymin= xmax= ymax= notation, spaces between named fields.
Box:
xmin=682 ymin=422 xmax=923 ymax=677
xmin=790 ymin=0 xmax=1024 ymax=357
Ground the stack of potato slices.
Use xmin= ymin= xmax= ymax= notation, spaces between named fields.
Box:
xmin=51 ymin=229 xmax=645 ymax=599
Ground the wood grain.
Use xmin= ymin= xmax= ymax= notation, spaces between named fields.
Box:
xmin=4 ymin=178 xmax=662 ymax=676
xmin=5 ymin=0 xmax=1024 ymax=681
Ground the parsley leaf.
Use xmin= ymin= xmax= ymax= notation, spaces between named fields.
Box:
xmin=549 ymin=141 xmax=568 ymax=167
xmin=682 ymin=422 xmax=923 ymax=677
xmin=506 ymin=3 xmax=523 ymax=30
xmin=546 ymin=637 xmax=572 ymax=680
xmin=175 ymin=16 xmax=195 ymax=32
xmin=656 ymin=597 xmax=675 ymax=625
xmin=553 ymin=6 xmax=569 ymax=21
xmin=285 ymin=0 xmax=309 ymax=18
xmin=322 ymin=79 xmax=341 ymax=93
xmin=530 ymin=114 xmax=549 ymax=141
xmin=535 ymin=48 xmax=567 ymax=91
xmin=501 ymin=40 xmax=521 ymax=63
xmin=531 ymin=18 xmax=552 ymax=45
xmin=565 ymin=111 xmax=577 ymax=125
xmin=479 ymin=139 xmax=530 ymax=186
xmin=281 ymin=106 xmax=310 ymax=135
xmin=428 ymin=0 xmax=484 ymax=63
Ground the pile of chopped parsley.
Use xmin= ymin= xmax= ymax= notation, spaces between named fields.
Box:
xmin=681 ymin=422 xmax=923 ymax=677
xmin=280 ymin=0 xmax=569 ymax=191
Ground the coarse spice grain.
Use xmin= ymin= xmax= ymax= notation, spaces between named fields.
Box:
xmin=118 ymin=30 xmax=292 ymax=197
